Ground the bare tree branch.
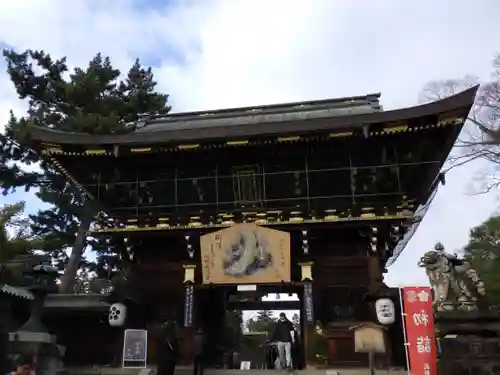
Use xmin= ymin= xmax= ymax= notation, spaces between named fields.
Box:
xmin=420 ymin=53 xmax=500 ymax=195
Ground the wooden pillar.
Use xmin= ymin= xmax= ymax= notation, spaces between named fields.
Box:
xmin=367 ymin=254 xmax=382 ymax=286
xmin=366 ymin=243 xmax=395 ymax=368
xmin=299 ymin=262 xmax=314 ymax=368
xmin=0 ymin=294 xmax=9 ymax=375
xmin=182 ymin=264 xmax=196 ymax=327
xmin=299 ymin=262 xmax=314 ymax=325
xmin=197 ymin=286 xmax=226 ymax=368
xmin=180 ymin=264 xmax=196 ymax=366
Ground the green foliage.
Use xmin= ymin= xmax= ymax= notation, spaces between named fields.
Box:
xmin=306 ymin=328 xmax=330 ymax=365
xmin=224 ymin=310 xmax=243 ymax=350
xmin=245 ymin=310 xmax=277 ymax=337
xmin=0 ymin=202 xmax=44 ymax=285
xmin=0 ymin=202 xmax=35 ymax=261
xmin=0 ymin=49 xmax=171 ymax=292
xmin=463 ymin=215 xmax=500 ymax=310
xmin=245 ymin=311 xmax=301 ymax=337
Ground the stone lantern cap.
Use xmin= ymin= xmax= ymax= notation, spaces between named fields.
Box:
xmin=33 ymin=264 xmax=57 ymax=272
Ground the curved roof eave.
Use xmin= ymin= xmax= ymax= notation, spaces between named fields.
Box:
xmin=27 ymin=85 xmax=479 ymax=146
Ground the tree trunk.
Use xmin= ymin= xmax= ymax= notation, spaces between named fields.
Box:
xmin=0 ymin=305 xmax=8 ymax=375
xmin=58 ymin=201 xmax=94 ymax=294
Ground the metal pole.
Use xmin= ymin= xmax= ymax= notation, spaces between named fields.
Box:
xmin=398 ymin=288 xmax=411 ymax=375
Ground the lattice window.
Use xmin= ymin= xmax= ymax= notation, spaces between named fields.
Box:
xmin=321 ymin=286 xmax=372 ymax=321
xmin=328 ymin=337 xmax=367 ymax=366
xmin=231 ymin=165 xmax=262 ymax=207
xmin=317 ymin=266 xmax=369 ymax=285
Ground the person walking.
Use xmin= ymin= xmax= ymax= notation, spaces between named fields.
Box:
xmin=193 ymin=328 xmax=206 ymax=375
xmin=271 ymin=313 xmax=295 ymax=370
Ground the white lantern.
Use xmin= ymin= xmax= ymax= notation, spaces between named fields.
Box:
xmin=375 ymin=298 xmax=395 ymax=325
xmin=109 ymin=302 xmax=127 ymax=327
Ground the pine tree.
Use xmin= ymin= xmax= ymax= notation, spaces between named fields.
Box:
xmin=463 ymin=215 xmax=500 ymax=310
xmin=246 ymin=310 xmax=277 ymax=336
xmin=0 ymin=49 xmax=171 ymax=292
xmin=0 ymin=201 xmax=49 ymax=287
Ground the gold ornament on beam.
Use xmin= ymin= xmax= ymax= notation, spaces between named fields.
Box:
xmin=298 ymin=261 xmax=314 ymax=281
xmin=183 ymin=264 xmax=197 ymax=284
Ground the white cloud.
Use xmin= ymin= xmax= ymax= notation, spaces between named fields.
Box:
xmin=0 ymin=0 xmax=499 ymax=286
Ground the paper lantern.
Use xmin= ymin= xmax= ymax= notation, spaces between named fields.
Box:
xmin=109 ymin=302 xmax=127 ymax=327
xmin=375 ymin=298 xmax=395 ymax=325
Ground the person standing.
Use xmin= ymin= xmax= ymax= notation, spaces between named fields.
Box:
xmin=157 ymin=320 xmax=179 ymax=375
xmin=271 ymin=313 xmax=295 ymax=370
xmin=193 ymin=329 xmax=205 ymax=375
xmin=8 ymin=354 xmax=33 ymax=375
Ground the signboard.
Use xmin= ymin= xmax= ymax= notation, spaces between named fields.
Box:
xmin=237 ymin=284 xmax=257 ymax=291
xmin=122 ymin=329 xmax=147 ymax=368
xmin=401 ymin=287 xmax=437 ymax=375
xmin=184 ymin=284 xmax=194 ymax=327
xmin=200 ymin=223 xmax=290 ymax=284
xmin=303 ymin=282 xmax=314 ymax=325
xmin=240 ymin=361 xmax=251 ymax=370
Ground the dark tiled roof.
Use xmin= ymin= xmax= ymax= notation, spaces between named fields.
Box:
xmin=27 ymin=86 xmax=478 ymax=146
xmin=134 ymin=93 xmax=382 ymax=133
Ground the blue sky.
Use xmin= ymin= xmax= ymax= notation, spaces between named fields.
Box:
xmin=1 ymin=0 xmax=500 ymax=290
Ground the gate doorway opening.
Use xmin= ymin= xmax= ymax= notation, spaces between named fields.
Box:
xmin=241 ymin=293 xmax=303 ymax=370
xmin=197 ymin=286 xmax=305 ymax=370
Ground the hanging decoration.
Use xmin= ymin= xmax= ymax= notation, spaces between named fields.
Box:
xmin=375 ymin=297 xmax=395 ymax=325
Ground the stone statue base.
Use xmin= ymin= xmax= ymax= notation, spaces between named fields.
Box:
xmin=8 ymin=330 xmax=67 ymax=375
xmin=436 ymin=311 xmax=500 ymax=375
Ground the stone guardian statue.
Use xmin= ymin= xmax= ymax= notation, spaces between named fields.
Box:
xmin=418 ymin=242 xmax=486 ymax=312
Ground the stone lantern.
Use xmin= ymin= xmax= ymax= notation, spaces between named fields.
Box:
xmin=17 ymin=263 xmax=58 ymax=334
xmin=9 ymin=263 xmax=64 ymax=375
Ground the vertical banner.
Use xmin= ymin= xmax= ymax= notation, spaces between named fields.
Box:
xmin=303 ymin=282 xmax=314 ymax=325
xmin=401 ymin=287 xmax=438 ymax=375
xmin=184 ymin=284 xmax=194 ymax=327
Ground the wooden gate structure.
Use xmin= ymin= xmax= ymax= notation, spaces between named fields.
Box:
xmin=25 ymin=87 xmax=478 ymax=368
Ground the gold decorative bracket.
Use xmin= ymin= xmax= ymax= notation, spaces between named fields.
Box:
xmin=298 ymin=261 xmax=314 ymax=281
xmin=183 ymin=264 xmax=197 ymax=284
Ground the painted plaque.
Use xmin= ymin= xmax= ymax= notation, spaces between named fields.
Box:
xmin=200 ymin=223 xmax=291 ymax=284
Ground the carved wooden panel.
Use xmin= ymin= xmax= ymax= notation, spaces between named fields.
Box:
xmin=439 ymin=336 xmax=500 ymax=375
xmin=327 ymin=333 xmax=367 ymax=367
xmin=321 ymin=286 xmax=371 ymax=321
xmin=314 ymin=257 xmax=370 ymax=286
xmin=131 ymin=261 xmax=185 ymax=289
xmin=440 ymin=337 xmax=500 ymax=358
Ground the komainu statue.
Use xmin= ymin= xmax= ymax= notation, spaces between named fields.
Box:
xmin=418 ymin=242 xmax=486 ymax=312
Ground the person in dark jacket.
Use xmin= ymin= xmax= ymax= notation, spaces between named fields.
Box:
xmin=8 ymin=354 xmax=33 ymax=375
xmin=157 ymin=320 xmax=179 ymax=375
xmin=193 ymin=329 xmax=206 ymax=375
xmin=271 ymin=313 xmax=296 ymax=370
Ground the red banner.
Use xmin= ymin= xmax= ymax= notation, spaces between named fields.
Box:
xmin=402 ymin=286 xmax=438 ymax=375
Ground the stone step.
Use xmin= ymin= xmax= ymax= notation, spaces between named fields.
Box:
xmin=203 ymin=370 xmax=407 ymax=375
xmin=68 ymin=367 xmax=408 ymax=375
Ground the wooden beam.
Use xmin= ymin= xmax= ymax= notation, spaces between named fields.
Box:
xmin=228 ymin=300 xmax=300 ymax=310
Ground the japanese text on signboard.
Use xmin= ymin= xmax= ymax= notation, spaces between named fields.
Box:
xmin=402 ymin=286 xmax=437 ymax=375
